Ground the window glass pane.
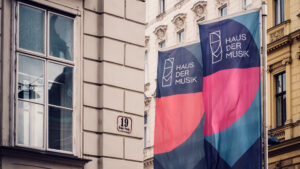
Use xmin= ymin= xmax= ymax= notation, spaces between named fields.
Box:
xmin=220 ymin=6 xmax=227 ymax=16
xmin=283 ymin=72 xmax=286 ymax=92
xmin=178 ymin=31 xmax=184 ymax=43
xmin=276 ymin=74 xmax=282 ymax=93
xmin=48 ymin=63 xmax=73 ymax=108
xmin=19 ymin=4 xmax=44 ymax=53
xmin=282 ymin=94 xmax=286 ymax=124
xmin=144 ymin=114 xmax=148 ymax=124
xmin=144 ymin=127 xmax=147 ymax=147
xmin=50 ymin=14 xmax=73 ymax=61
xmin=280 ymin=0 xmax=284 ymax=22
xmin=276 ymin=96 xmax=282 ymax=127
xmin=159 ymin=41 xmax=166 ymax=48
xmin=18 ymin=55 xmax=44 ymax=103
xmin=160 ymin=0 xmax=165 ymax=13
xmin=17 ymin=101 xmax=44 ymax=148
xmin=48 ymin=106 xmax=72 ymax=151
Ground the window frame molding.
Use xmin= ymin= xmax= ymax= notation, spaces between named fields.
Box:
xmin=12 ymin=1 xmax=82 ymax=156
xmin=219 ymin=4 xmax=227 ymax=17
xmin=274 ymin=71 xmax=286 ymax=127
xmin=177 ymin=29 xmax=184 ymax=44
xmin=267 ymin=55 xmax=292 ymax=130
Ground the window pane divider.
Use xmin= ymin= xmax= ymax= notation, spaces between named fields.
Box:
xmin=48 ymin=104 xmax=73 ymax=111
xmin=17 ymin=99 xmax=45 ymax=106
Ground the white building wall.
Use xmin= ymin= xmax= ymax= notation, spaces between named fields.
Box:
xmin=144 ymin=0 xmax=262 ymax=168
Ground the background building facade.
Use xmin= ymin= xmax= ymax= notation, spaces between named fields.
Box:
xmin=266 ymin=0 xmax=300 ymax=168
xmin=144 ymin=0 xmax=261 ymax=168
xmin=0 ymin=0 xmax=145 ymax=169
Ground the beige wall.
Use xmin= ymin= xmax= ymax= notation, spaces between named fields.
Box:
xmin=266 ymin=0 xmax=300 ymax=168
xmin=82 ymin=0 xmax=145 ymax=169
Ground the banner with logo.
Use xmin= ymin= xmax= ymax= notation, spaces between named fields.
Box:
xmin=199 ymin=10 xmax=261 ymax=169
xmin=154 ymin=43 xmax=206 ymax=169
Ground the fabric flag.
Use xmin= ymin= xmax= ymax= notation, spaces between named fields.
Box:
xmin=154 ymin=43 xmax=206 ymax=169
xmin=199 ymin=10 xmax=261 ymax=169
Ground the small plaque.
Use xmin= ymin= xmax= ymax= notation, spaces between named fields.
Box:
xmin=117 ymin=116 xmax=132 ymax=133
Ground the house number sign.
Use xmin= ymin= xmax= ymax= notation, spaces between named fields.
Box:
xmin=117 ymin=116 xmax=132 ymax=133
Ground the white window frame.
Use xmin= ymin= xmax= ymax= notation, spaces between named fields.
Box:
xmin=14 ymin=1 xmax=81 ymax=155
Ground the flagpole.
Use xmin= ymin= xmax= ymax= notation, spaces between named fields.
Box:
xmin=261 ymin=1 xmax=268 ymax=169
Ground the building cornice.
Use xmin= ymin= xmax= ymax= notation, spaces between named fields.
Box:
xmin=269 ymin=136 xmax=300 ymax=157
xmin=267 ymin=29 xmax=300 ymax=53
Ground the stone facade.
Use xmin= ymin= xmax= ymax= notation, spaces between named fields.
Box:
xmin=0 ymin=0 xmax=145 ymax=169
xmin=266 ymin=0 xmax=300 ymax=168
xmin=144 ymin=0 xmax=261 ymax=168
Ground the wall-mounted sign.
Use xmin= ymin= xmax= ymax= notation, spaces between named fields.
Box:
xmin=117 ymin=116 xmax=132 ymax=133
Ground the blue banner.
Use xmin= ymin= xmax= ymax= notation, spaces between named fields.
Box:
xmin=199 ymin=10 xmax=261 ymax=169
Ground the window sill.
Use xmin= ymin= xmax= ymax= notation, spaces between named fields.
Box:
xmin=0 ymin=146 xmax=90 ymax=167
xmin=267 ymin=19 xmax=291 ymax=32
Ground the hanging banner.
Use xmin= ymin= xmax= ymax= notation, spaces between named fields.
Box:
xmin=154 ymin=43 xmax=206 ymax=169
xmin=199 ymin=10 xmax=261 ymax=169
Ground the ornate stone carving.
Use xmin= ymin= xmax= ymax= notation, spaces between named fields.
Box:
xmin=145 ymin=36 xmax=150 ymax=46
xmin=191 ymin=1 xmax=207 ymax=18
xmin=175 ymin=0 xmax=185 ymax=9
xmin=281 ymin=56 xmax=292 ymax=65
xmin=270 ymin=28 xmax=284 ymax=42
xmin=144 ymin=96 xmax=151 ymax=106
xmin=172 ymin=13 xmax=186 ymax=30
xmin=270 ymin=129 xmax=285 ymax=141
xmin=154 ymin=25 xmax=167 ymax=40
xmin=268 ymin=56 xmax=292 ymax=72
xmin=216 ymin=0 xmax=228 ymax=6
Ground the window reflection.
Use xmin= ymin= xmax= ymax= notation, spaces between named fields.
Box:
xmin=18 ymin=55 xmax=44 ymax=103
xmin=17 ymin=101 xmax=44 ymax=148
xmin=48 ymin=63 xmax=73 ymax=108
xmin=19 ymin=4 xmax=45 ymax=53
xmin=48 ymin=106 xmax=72 ymax=151
xmin=50 ymin=14 xmax=73 ymax=61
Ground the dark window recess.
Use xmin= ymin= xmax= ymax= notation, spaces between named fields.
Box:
xmin=275 ymin=72 xmax=286 ymax=127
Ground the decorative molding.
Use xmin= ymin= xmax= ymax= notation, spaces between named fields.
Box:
xmin=174 ymin=0 xmax=185 ymax=9
xmin=191 ymin=1 xmax=207 ymax=18
xmin=267 ymin=36 xmax=291 ymax=53
xmin=281 ymin=56 xmax=292 ymax=66
xmin=144 ymin=96 xmax=151 ymax=106
xmin=270 ymin=28 xmax=284 ymax=42
xmin=144 ymin=82 xmax=150 ymax=91
xmin=268 ymin=56 xmax=292 ymax=73
xmin=267 ymin=19 xmax=291 ymax=32
xmin=154 ymin=25 xmax=167 ymax=40
xmin=145 ymin=36 xmax=150 ymax=46
xmin=172 ymin=13 xmax=187 ymax=30
xmin=152 ymin=91 xmax=156 ymax=97
xmin=216 ymin=0 xmax=228 ymax=6
xmin=144 ymin=158 xmax=154 ymax=167
xmin=156 ymin=12 xmax=166 ymax=21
